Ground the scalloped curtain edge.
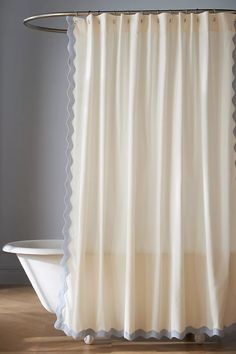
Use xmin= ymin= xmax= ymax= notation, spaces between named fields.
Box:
xmin=54 ymin=16 xmax=75 ymax=330
xmin=56 ymin=323 xmax=236 ymax=341
xmin=54 ymin=16 xmax=236 ymax=341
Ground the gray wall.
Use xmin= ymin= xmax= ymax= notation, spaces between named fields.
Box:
xmin=0 ymin=0 xmax=236 ymax=284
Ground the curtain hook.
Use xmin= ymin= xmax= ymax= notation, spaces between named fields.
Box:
xmin=184 ymin=9 xmax=187 ymax=22
xmin=213 ymin=9 xmax=216 ymax=22
xmin=171 ymin=10 xmax=175 ymax=22
xmin=97 ymin=10 xmax=101 ymax=24
xmin=195 ymin=8 xmax=200 ymax=23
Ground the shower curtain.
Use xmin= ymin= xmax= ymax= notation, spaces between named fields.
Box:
xmin=55 ymin=11 xmax=236 ymax=340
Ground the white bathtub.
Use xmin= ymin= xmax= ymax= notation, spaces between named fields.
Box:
xmin=2 ymin=239 xmax=63 ymax=313
xmin=2 ymin=239 xmax=96 ymax=344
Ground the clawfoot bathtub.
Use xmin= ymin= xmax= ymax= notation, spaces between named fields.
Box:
xmin=2 ymin=239 xmax=207 ymax=345
xmin=2 ymin=239 xmax=95 ymax=345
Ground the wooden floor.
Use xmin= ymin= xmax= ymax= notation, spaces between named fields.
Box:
xmin=0 ymin=286 xmax=236 ymax=353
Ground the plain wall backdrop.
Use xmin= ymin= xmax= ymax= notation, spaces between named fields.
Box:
xmin=0 ymin=0 xmax=236 ymax=283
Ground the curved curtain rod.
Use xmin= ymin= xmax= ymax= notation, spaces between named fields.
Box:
xmin=24 ymin=9 xmax=236 ymax=33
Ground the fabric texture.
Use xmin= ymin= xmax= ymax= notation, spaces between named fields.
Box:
xmin=55 ymin=12 xmax=236 ymax=340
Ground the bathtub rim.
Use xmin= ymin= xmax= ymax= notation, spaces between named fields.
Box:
xmin=2 ymin=239 xmax=63 ymax=255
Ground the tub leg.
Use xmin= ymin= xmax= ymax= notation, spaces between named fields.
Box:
xmin=194 ymin=333 xmax=206 ymax=344
xmin=84 ymin=335 xmax=95 ymax=345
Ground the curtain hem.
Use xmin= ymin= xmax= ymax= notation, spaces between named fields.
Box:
xmin=54 ymin=322 xmax=236 ymax=340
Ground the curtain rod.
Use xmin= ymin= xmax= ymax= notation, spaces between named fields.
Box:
xmin=24 ymin=9 xmax=236 ymax=33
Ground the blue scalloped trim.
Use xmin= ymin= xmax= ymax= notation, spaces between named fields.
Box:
xmin=233 ymin=20 xmax=236 ymax=165
xmin=57 ymin=322 xmax=236 ymax=341
xmin=54 ymin=16 xmax=75 ymax=330
xmin=55 ymin=16 xmax=236 ymax=341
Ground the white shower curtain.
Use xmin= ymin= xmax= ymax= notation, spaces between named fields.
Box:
xmin=55 ymin=11 xmax=236 ymax=340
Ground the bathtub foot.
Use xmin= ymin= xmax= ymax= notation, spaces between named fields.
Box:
xmin=84 ymin=335 xmax=95 ymax=345
xmin=194 ymin=333 xmax=206 ymax=344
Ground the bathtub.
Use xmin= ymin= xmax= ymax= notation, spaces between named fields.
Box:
xmin=2 ymin=239 xmax=63 ymax=313
xmin=2 ymin=239 xmax=96 ymax=344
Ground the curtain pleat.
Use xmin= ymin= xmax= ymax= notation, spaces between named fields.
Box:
xmin=55 ymin=12 xmax=236 ymax=340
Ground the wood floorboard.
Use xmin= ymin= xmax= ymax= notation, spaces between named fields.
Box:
xmin=0 ymin=285 xmax=235 ymax=353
